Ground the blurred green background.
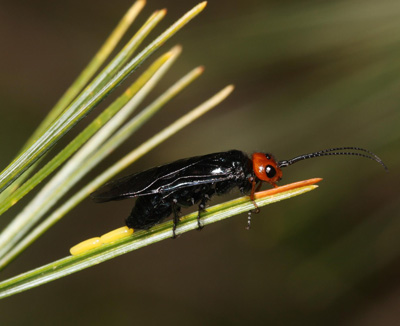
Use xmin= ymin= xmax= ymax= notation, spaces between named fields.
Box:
xmin=0 ymin=0 xmax=399 ymax=325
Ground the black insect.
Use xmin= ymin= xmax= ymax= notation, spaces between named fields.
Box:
xmin=91 ymin=147 xmax=387 ymax=237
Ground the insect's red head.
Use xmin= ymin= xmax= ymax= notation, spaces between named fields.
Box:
xmin=252 ymin=147 xmax=387 ymax=189
xmin=252 ymin=153 xmax=282 ymax=187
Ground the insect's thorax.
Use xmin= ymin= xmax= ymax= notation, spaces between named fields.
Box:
xmin=225 ymin=151 xmax=254 ymax=192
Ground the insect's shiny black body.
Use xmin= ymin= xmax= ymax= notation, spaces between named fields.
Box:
xmin=91 ymin=147 xmax=387 ymax=236
xmin=92 ymin=150 xmax=254 ymax=233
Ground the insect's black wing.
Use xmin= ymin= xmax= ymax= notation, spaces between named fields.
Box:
xmin=91 ymin=167 xmax=168 ymax=202
xmin=91 ymin=150 xmax=249 ymax=203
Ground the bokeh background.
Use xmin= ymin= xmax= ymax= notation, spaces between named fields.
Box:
xmin=0 ymin=0 xmax=399 ymax=325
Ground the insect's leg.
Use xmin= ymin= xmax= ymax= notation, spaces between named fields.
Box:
xmin=171 ymin=199 xmax=180 ymax=239
xmin=196 ymin=194 xmax=209 ymax=230
xmin=247 ymin=179 xmax=262 ymax=229
xmin=246 ymin=210 xmax=252 ymax=230
xmin=250 ymin=179 xmax=261 ymax=213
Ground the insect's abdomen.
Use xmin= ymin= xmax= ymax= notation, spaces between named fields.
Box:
xmin=126 ymin=195 xmax=172 ymax=230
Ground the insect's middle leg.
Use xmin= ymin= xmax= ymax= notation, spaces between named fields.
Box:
xmin=171 ymin=199 xmax=181 ymax=239
xmin=196 ymin=194 xmax=210 ymax=230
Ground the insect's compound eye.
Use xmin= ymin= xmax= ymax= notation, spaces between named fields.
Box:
xmin=265 ymin=165 xmax=276 ymax=178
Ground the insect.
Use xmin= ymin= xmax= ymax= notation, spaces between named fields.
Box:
xmin=91 ymin=147 xmax=387 ymax=237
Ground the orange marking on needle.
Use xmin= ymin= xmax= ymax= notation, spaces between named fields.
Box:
xmin=254 ymin=178 xmax=323 ymax=199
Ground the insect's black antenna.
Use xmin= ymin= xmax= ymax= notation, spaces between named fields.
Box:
xmin=278 ymin=147 xmax=388 ymax=171
xmin=311 ymin=147 xmax=385 ymax=165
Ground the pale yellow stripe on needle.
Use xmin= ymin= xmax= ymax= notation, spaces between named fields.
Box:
xmin=100 ymin=226 xmax=134 ymax=244
xmin=70 ymin=237 xmax=102 ymax=256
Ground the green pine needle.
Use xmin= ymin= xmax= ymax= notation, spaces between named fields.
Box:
xmin=0 ymin=2 xmax=207 ymax=193
xmin=0 ymin=182 xmax=318 ymax=299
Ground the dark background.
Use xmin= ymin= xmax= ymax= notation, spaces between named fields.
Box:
xmin=0 ymin=0 xmax=399 ymax=325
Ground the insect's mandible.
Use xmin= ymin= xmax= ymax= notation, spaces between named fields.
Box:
xmin=91 ymin=147 xmax=387 ymax=238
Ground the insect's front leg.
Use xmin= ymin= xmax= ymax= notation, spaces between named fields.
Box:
xmin=246 ymin=178 xmax=262 ymax=230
